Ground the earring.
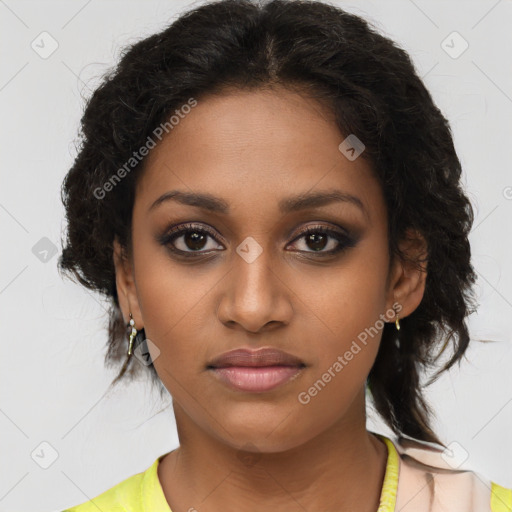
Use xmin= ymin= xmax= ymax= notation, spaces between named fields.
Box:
xmin=395 ymin=312 xmax=401 ymax=331
xmin=127 ymin=312 xmax=137 ymax=356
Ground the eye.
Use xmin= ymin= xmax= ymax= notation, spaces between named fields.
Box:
xmin=287 ymin=224 xmax=356 ymax=255
xmin=159 ymin=223 xmax=224 ymax=255
xmin=158 ymin=222 xmax=357 ymax=258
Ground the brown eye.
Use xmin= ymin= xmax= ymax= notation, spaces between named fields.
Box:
xmin=160 ymin=223 xmax=224 ymax=255
xmin=157 ymin=222 xmax=357 ymax=259
xmin=288 ymin=225 xmax=356 ymax=255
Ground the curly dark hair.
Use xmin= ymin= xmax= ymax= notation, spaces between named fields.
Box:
xmin=58 ymin=0 xmax=479 ymax=447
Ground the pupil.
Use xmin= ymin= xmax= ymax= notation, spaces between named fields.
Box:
xmin=307 ymin=233 xmax=327 ymax=251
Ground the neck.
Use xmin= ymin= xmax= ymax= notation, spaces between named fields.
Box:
xmin=159 ymin=391 xmax=388 ymax=512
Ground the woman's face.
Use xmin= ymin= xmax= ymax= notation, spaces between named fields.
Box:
xmin=115 ymin=87 xmax=423 ymax=453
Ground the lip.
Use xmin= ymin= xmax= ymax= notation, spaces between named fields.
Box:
xmin=206 ymin=347 xmax=306 ymax=393
xmin=207 ymin=347 xmax=305 ymax=369
xmin=209 ymin=366 xmax=304 ymax=392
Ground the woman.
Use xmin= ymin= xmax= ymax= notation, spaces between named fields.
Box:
xmin=58 ymin=0 xmax=512 ymax=510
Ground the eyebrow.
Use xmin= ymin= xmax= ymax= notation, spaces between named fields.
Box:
xmin=148 ymin=189 xmax=368 ymax=218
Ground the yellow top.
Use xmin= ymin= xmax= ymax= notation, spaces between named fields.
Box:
xmin=61 ymin=434 xmax=512 ymax=512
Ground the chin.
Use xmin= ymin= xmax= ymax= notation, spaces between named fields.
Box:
xmin=213 ymin=419 xmax=314 ymax=455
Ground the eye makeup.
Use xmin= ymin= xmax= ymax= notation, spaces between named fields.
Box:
xmin=155 ymin=220 xmax=360 ymax=260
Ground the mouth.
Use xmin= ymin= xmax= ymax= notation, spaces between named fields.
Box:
xmin=206 ymin=347 xmax=306 ymax=369
xmin=206 ymin=347 xmax=306 ymax=392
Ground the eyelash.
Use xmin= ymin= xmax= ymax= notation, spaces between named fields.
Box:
xmin=158 ymin=222 xmax=357 ymax=259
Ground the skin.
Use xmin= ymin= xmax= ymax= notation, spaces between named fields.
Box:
xmin=113 ymin=86 xmax=428 ymax=512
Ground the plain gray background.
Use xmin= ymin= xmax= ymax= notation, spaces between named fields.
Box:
xmin=1 ymin=0 xmax=511 ymax=510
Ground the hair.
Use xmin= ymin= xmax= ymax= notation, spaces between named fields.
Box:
xmin=58 ymin=0 xmax=479 ymax=447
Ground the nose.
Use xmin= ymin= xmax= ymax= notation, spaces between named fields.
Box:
xmin=216 ymin=244 xmax=294 ymax=334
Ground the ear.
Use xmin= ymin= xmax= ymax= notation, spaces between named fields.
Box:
xmin=113 ymin=236 xmax=144 ymax=330
xmin=385 ymin=228 xmax=428 ymax=320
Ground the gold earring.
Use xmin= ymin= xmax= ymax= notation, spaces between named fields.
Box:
xmin=395 ymin=313 xmax=400 ymax=331
xmin=127 ymin=312 xmax=137 ymax=356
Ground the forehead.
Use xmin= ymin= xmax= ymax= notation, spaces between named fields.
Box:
xmin=135 ymin=88 xmax=386 ymax=225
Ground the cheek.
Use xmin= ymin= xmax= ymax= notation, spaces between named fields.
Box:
xmin=296 ymin=291 xmax=384 ymax=410
xmin=293 ymin=242 xmax=389 ymax=342
xmin=291 ymin=242 xmax=389 ymax=395
xmin=132 ymin=243 xmax=210 ymax=370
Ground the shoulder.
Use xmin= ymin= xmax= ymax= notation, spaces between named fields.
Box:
xmin=60 ymin=457 xmax=160 ymax=512
xmin=388 ymin=435 xmax=512 ymax=512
